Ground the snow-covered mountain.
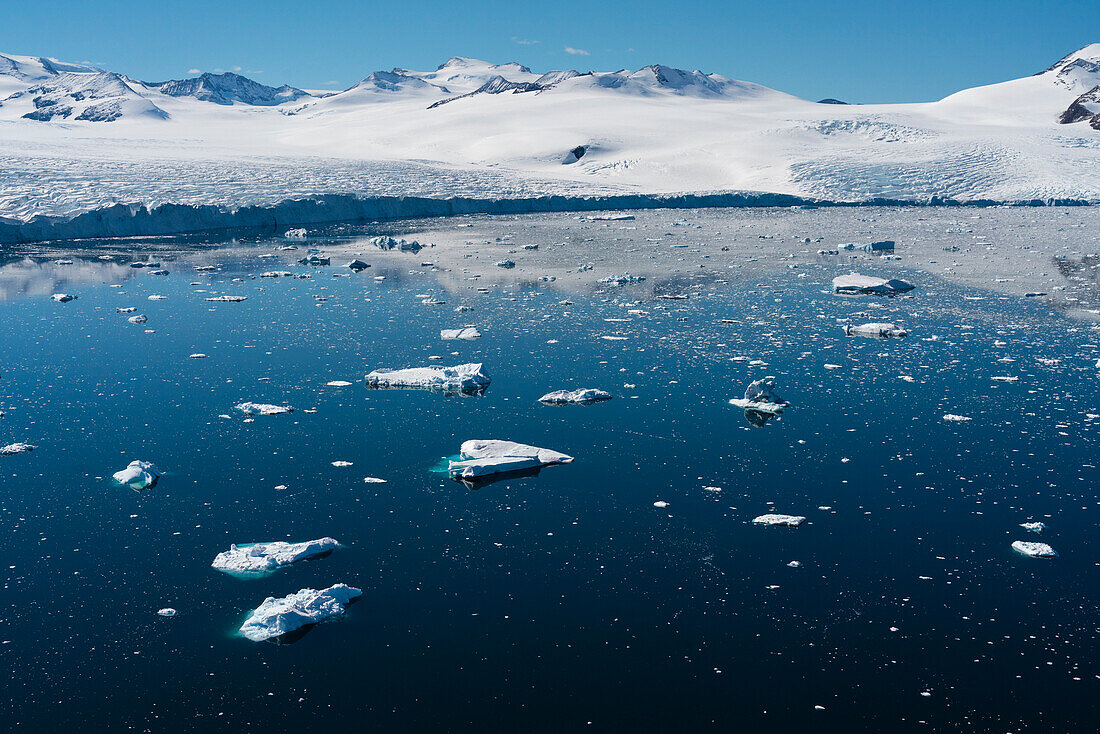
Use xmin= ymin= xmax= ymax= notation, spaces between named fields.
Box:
xmin=0 ymin=44 xmax=1098 ymax=233
xmin=146 ymin=72 xmax=310 ymax=106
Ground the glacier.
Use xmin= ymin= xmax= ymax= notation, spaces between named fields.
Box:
xmin=1 ymin=46 xmax=1099 ymax=243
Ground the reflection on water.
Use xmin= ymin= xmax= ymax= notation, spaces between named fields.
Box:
xmin=0 ymin=212 xmax=1097 ymax=732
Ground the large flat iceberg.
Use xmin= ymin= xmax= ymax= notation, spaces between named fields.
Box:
xmin=448 ymin=439 xmax=573 ymax=480
xmin=844 ymin=322 xmax=908 ymax=338
xmin=1011 ymin=540 xmax=1057 ymax=557
xmin=236 ymin=402 xmax=294 ymax=415
xmin=832 ymin=273 xmax=915 ymax=295
xmin=539 ymin=388 xmax=612 ymax=405
xmin=212 ymin=538 xmax=339 ymax=575
xmin=239 ymin=584 xmax=362 ymax=642
xmin=753 ymin=513 xmax=806 ymax=526
xmin=366 ymin=363 xmax=490 ymax=394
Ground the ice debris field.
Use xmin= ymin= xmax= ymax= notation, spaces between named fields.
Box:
xmin=0 ymin=205 xmax=1097 ymax=731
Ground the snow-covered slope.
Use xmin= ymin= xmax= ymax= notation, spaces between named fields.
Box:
xmin=0 ymin=45 xmax=1098 ymax=236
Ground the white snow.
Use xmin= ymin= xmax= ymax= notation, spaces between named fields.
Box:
xmin=238 ymin=584 xmax=361 ymax=642
xmin=538 ymin=388 xmax=612 ymax=404
xmin=448 ymin=439 xmax=573 ymax=479
xmin=1011 ymin=540 xmax=1057 ymax=557
xmin=366 ymin=363 xmax=490 ymax=392
xmin=212 ymin=538 xmax=339 ymax=575
xmin=753 ymin=514 xmax=806 ymax=526
xmin=111 ymin=459 xmax=159 ymax=489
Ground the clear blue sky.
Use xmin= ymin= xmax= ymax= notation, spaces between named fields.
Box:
xmin=2 ymin=0 xmax=1097 ymax=102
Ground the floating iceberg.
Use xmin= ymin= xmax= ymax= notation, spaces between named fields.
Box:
xmin=448 ymin=439 xmax=573 ymax=480
xmin=298 ymin=254 xmax=330 ymax=265
xmin=51 ymin=293 xmax=77 ymax=303
xmin=366 ymin=363 xmax=490 ymax=394
xmin=112 ymin=459 xmax=160 ymax=490
xmin=236 ymin=402 xmax=294 ymax=415
xmin=496 ymin=259 xmax=516 ymax=269
xmin=538 ymin=388 xmax=612 ymax=405
xmin=260 ymin=270 xmax=294 ymax=278
xmin=284 ymin=228 xmax=307 ymax=238
xmin=832 ymin=273 xmax=914 ymax=295
xmin=128 ymin=314 xmax=148 ymax=324
xmin=239 ymin=584 xmax=361 ymax=642
xmin=369 ymin=236 xmax=422 ymax=253
xmin=753 ymin=514 xmax=806 ymax=526
xmin=441 ymin=327 xmax=482 ymax=340
xmin=346 ymin=259 xmax=370 ymax=271
xmin=729 ymin=377 xmax=789 ymax=414
xmin=1019 ymin=522 xmax=1047 ymax=533
xmin=839 ymin=240 xmax=895 ymax=253
xmin=844 ymin=322 xmax=907 ymax=338
xmin=599 ymin=274 xmax=646 ymax=285
xmin=205 ymin=295 xmax=248 ymax=302
xmin=212 ymin=538 xmax=339 ymax=576
xmin=157 ymin=608 xmax=177 ymax=617
xmin=943 ymin=414 xmax=972 ymax=422
xmin=1011 ymin=540 xmax=1057 ymax=557
xmin=0 ymin=442 xmax=35 ymax=456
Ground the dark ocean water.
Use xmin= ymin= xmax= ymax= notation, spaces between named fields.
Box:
xmin=0 ymin=244 xmax=1096 ymax=732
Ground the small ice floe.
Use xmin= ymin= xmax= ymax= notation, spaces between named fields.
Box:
xmin=298 ymin=255 xmax=330 ymax=266
xmin=205 ymin=295 xmax=247 ymax=303
xmin=455 ymin=305 xmax=474 ymax=313
xmin=326 ymin=380 xmax=353 ymax=387
xmin=212 ymin=538 xmax=339 ymax=575
xmin=590 ymin=213 xmax=635 ymax=221
xmin=331 ymin=461 xmax=353 ymax=467
xmin=54 ymin=259 xmax=74 ymax=265
xmin=346 ymin=259 xmax=370 ymax=271
xmin=235 ymin=402 xmax=294 ymax=416
xmin=729 ymin=377 xmax=789 ymax=414
xmin=1020 ymin=522 xmax=1047 ymax=533
xmin=447 ymin=439 xmax=573 ymax=480
xmin=284 ymin=228 xmax=308 ymax=239
xmin=189 ymin=353 xmax=207 ymax=359
xmin=753 ymin=514 xmax=806 ymax=526
xmin=148 ymin=295 xmax=168 ymax=300
xmin=116 ymin=307 xmax=136 ymax=313
xmin=363 ymin=477 xmax=387 ymax=484
xmin=844 ymin=322 xmax=907 ymax=338
xmin=1011 ymin=541 xmax=1057 ymax=558
xmin=128 ymin=314 xmax=148 ymax=324
xmin=194 ymin=265 xmax=216 ymax=272
xmin=653 ymin=501 xmax=670 ymax=508
xmin=366 ymin=363 xmax=490 ymax=394
xmin=598 ymin=274 xmax=646 ymax=285
xmin=112 ymin=460 xmax=160 ymax=490
xmin=943 ymin=414 xmax=972 ymax=422
xmin=157 ymin=608 xmax=177 ymax=617
xmin=369 ymin=236 xmax=422 ymax=253
xmin=832 ymin=273 xmax=914 ymax=295
xmin=150 ymin=270 xmax=169 ymax=276
xmin=51 ymin=293 xmax=77 ymax=303
xmin=0 ymin=442 xmax=35 ymax=456
xmin=538 ymin=388 xmax=612 ymax=405
xmin=787 ymin=561 xmax=802 ymax=568
xmin=496 ymin=260 xmax=516 ymax=269
xmin=239 ymin=584 xmax=361 ymax=642
xmin=260 ymin=271 xmax=294 ymax=278
xmin=441 ymin=327 xmax=482 ymax=341
xmin=824 ymin=363 xmax=842 ymax=370
xmin=991 ymin=376 xmax=1019 ymax=383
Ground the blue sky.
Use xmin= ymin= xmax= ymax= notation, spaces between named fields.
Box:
xmin=2 ymin=0 xmax=1097 ymax=102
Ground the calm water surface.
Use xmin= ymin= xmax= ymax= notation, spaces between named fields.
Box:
xmin=0 ymin=232 xmax=1096 ymax=732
